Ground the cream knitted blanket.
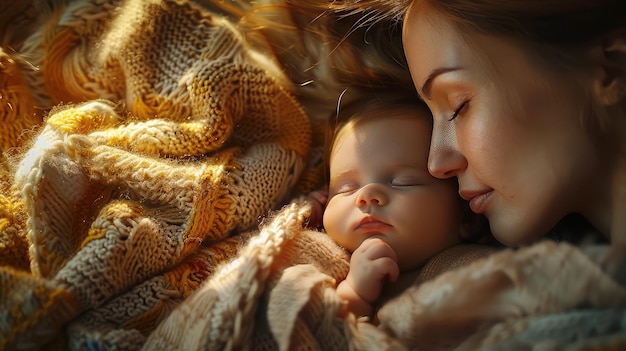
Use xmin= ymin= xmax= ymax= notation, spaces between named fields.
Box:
xmin=142 ymin=203 xmax=626 ymax=351
xmin=1 ymin=1 xmax=626 ymax=350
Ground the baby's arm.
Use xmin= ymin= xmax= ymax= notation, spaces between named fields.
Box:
xmin=337 ymin=237 xmax=400 ymax=318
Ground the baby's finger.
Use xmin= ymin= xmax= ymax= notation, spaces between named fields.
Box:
xmin=378 ymin=257 xmax=400 ymax=283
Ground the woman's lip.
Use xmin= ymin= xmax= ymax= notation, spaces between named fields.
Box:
xmin=466 ymin=191 xmax=493 ymax=214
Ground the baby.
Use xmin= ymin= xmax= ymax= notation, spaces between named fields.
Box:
xmin=309 ymin=97 xmax=489 ymax=319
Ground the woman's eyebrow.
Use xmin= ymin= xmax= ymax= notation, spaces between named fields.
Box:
xmin=420 ymin=67 xmax=461 ymax=99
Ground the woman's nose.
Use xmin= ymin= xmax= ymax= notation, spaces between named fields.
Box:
xmin=356 ymin=184 xmax=388 ymax=209
xmin=428 ymin=122 xmax=467 ymax=179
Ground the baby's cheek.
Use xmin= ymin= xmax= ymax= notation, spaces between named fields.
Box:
xmin=335 ymin=233 xmax=358 ymax=254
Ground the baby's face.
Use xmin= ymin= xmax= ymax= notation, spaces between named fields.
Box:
xmin=324 ymin=111 xmax=462 ymax=271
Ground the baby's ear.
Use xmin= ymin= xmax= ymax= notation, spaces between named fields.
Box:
xmin=591 ymin=29 xmax=626 ymax=106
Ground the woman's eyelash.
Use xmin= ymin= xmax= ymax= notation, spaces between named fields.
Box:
xmin=448 ymin=101 xmax=468 ymax=121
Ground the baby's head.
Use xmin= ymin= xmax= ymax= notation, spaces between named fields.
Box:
xmin=323 ymin=97 xmax=478 ymax=271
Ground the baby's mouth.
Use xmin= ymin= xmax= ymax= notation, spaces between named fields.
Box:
xmin=355 ymin=216 xmax=391 ymax=232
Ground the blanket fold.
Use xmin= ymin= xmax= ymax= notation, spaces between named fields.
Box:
xmin=378 ymin=241 xmax=626 ymax=350
xmin=141 ymin=201 xmax=408 ymax=351
xmin=1 ymin=1 xmax=313 ymax=349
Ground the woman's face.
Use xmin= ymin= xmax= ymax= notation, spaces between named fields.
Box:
xmin=402 ymin=7 xmax=602 ymax=245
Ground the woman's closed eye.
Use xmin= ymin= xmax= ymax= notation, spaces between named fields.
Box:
xmin=448 ymin=101 xmax=468 ymax=121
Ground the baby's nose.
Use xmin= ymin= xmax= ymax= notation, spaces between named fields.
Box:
xmin=356 ymin=184 xmax=387 ymax=208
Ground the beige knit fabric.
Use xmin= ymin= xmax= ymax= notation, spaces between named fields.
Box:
xmin=1 ymin=0 xmax=312 ymax=349
xmin=379 ymin=241 xmax=626 ymax=350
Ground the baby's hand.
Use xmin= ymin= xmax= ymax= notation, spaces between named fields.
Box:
xmin=305 ymin=189 xmax=328 ymax=228
xmin=346 ymin=237 xmax=400 ymax=304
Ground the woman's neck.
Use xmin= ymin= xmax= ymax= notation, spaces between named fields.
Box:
xmin=608 ymin=160 xmax=626 ymax=243
xmin=578 ymin=114 xmax=626 ymax=242
xmin=587 ymin=146 xmax=626 ymax=243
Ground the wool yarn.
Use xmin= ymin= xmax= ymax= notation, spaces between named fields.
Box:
xmin=1 ymin=0 xmax=311 ymax=349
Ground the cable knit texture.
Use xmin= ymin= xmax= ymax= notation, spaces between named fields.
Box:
xmin=1 ymin=1 xmax=626 ymax=350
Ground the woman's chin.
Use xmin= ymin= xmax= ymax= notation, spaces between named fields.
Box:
xmin=489 ymin=217 xmax=550 ymax=247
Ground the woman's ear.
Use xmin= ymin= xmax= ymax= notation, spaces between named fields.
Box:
xmin=592 ymin=29 xmax=626 ymax=106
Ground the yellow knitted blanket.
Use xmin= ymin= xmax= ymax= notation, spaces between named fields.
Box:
xmin=1 ymin=0 xmax=315 ymax=348
xmin=2 ymin=1 xmax=626 ymax=350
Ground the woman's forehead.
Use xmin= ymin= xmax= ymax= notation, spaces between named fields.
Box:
xmin=403 ymin=10 xmax=469 ymax=86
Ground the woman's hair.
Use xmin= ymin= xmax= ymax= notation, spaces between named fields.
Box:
xmin=322 ymin=0 xmax=626 ymax=43
xmin=318 ymin=0 xmax=626 ymax=79
xmin=411 ymin=1 xmax=626 ymax=44
xmin=229 ymin=0 xmax=415 ymax=124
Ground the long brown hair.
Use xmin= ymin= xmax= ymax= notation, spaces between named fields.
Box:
xmin=316 ymin=0 xmax=626 ymax=42
xmin=231 ymin=0 xmax=414 ymax=124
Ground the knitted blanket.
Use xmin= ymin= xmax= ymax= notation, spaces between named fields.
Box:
xmin=1 ymin=0 xmax=313 ymax=349
xmin=1 ymin=1 xmax=626 ymax=350
xmin=141 ymin=203 xmax=626 ymax=351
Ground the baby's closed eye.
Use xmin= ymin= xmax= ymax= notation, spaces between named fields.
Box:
xmin=330 ymin=181 xmax=359 ymax=196
xmin=391 ymin=175 xmax=424 ymax=187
